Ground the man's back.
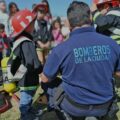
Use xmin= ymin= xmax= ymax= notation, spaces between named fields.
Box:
xmin=42 ymin=1 xmax=120 ymax=118
xmin=45 ymin=27 xmax=120 ymax=105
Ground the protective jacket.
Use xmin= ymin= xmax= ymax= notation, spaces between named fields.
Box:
xmin=8 ymin=32 xmax=43 ymax=90
xmin=93 ymin=7 xmax=120 ymax=44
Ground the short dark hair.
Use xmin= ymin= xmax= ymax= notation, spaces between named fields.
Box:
xmin=52 ymin=19 xmax=62 ymax=29
xmin=9 ymin=2 xmax=19 ymax=11
xmin=67 ymin=1 xmax=91 ymax=28
xmin=0 ymin=23 xmax=5 ymax=30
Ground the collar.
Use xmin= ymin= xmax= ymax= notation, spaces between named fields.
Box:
xmin=14 ymin=32 xmax=33 ymax=41
xmin=70 ymin=26 xmax=95 ymax=36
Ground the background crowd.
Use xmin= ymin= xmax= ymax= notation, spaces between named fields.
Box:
xmin=0 ymin=0 xmax=70 ymax=65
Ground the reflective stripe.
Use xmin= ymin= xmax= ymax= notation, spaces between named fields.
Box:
xmin=107 ymin=10 xmax=120 ymax=17
xmin=111 ymin=35 xmax=120 ymax=44
xmin=20 ymin=86 xmax=38 ymax=91
xmin=111 ymin=35 xmax=120 ymax=39
xmin=116 ymin=41 xmax=120 ymax=44
xmin=109 ymin=28 xmax=120 ymax=35
xmin=107 ymin=10 xmax=120 ymax=35
xmin=36 ymin=48 xmax=44 ymax=51
xmin=13 ymin=37 xmax=31 ymax=51
xmin=93 ymin=12 xmax=101 ymax=21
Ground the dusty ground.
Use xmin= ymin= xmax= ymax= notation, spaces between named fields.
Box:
xmin=0 ymin=86 xmax=61 ymax=120
xmin=1 ymin=87 xmax=120 ymax=120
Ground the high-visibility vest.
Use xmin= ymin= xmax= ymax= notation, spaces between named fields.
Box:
xmin=7 ymin=37 xmax=31 ymax=82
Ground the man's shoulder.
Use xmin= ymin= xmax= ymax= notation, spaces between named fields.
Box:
xmin=96 ymin=32 xmax=120 ymax=48
xmin=95 ymin=32 xmax=113 ymax=40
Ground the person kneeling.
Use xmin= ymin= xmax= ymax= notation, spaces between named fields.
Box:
xmin=40 ymin=1 xmax=120 ymax=120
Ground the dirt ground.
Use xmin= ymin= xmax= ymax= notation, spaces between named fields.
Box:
xmin=0 ymin=87 xmax=61 ymax=120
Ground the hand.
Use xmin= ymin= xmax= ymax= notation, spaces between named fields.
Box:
xmin=37 ymin=41 xmax=45 ymax=49
xmin=91 ymin=3 xmax=97 ymax=12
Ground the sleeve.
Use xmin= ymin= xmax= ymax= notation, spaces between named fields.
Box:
xmin=93 ymin=11 xmax=120 ymax=32
xmin=43 ymin=49 xmax=61 ymax=81
xmin=21 ymin=41 xmax=43 ymax=74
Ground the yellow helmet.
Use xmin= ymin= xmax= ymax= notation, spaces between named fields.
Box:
xmin=3 ymin=82 xmax=17 ymax=96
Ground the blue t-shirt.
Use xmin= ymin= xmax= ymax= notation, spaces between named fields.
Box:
xmin=43 ymin=27 xmax=120 ymax=105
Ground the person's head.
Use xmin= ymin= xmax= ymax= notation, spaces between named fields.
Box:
xmin=96 ymin=0 xmax=120 ymax=11
xmin=32 ymin=3 xmax=48 ymax=20
xmin=9 ymin=2 xmax=19 ymax=15
xmin=41 ymin=0 xmax=52 ymax=16
xmin=67 ymin=1 xmax=92 ymax=30
xmin=52 ymin=19 xmax=62 ymax=30
xmin=37 ymin=7 xmax=46 ymax=20
xmin=56 ymin=16 xmax=61 ymax=23
xmin=0 ymin=0 xmax=6 ymax=13
xmin=41 ymin=0 xmax=49 ymax=9
xmin=0 ymin=23 xmax=5 ymax=33
xmin=11 ymin=9 xmax=36 ymax=38
xmin=97 ymin=2 xmax=112 ymax=11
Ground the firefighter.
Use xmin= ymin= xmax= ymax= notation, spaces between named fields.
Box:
xmin=92 ymin=0 xmax=120 ymax=44
xmin=9 ymin=9 xmax=43 ymax=120
xmin=92 ymin=0 xmax=120 ymax=101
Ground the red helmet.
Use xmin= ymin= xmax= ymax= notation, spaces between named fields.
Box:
xmin=11 ymin=9 xmax=36 ymax=37
xmin=32 ymin=3 xmax=48 ymax=14
xmin=112 ymin=0 xmax=120 ymax=7
xmin=94 ymin=0 xmax=120 ymax=6
xmin=93 ymin=0 xmax=111 ymax=4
